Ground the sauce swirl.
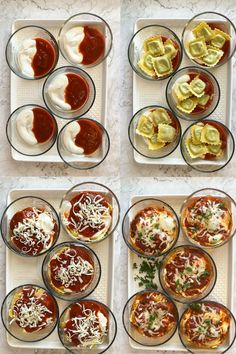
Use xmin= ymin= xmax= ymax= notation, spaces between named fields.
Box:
xmin=75 ymin=119 xmax=102 ymax=155
xmin=79 ymin=26 xmax=105 ymax=65
xmin=65 ymin=73 xmax=89 ymax=110
xmin=32 ymin=107 xmax=56 ymax=143
xmin=32 ymin=38 xmax=56 ymax=77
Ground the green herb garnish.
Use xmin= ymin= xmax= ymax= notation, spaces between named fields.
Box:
xmin=190 ymin=303 xmax=202 ymax=311
xmin=134 ymin=258 xmax=161 ymax=290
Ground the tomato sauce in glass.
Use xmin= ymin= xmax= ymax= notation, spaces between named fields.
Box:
xmin=65 ymin=73 xmax=89 ymax=110
xmin=67 ymin=192 xmax=111 ymax=238
xmin=164 ymin=248 xmax=212 ymax=297
xmin=32 ymin=38 xmax=56 ymax=77
xmin=64 ymin=301 xmax=109 ymax=346
xmin=13 ymin=286 xmax=57 ymax=332
xmin=79 ymin=26 xmax=105 ymax=65
xmin=32 ymin=107 xmax=55 ymax=143
xmin=10 ymin=207 xmax=57 ymax=255
xmin=49 ymin=246 xmax=94 ymax=292
xmin=75 ymin=119 xmax=102 ymax=155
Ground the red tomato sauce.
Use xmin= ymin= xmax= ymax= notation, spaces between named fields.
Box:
xmin=164 ymin=248 xmax=212 ymax=297
xmin=10 ymin=207 xmax=57 ymax=255
xmin=65 ymin=73 xmax=89 ymax=110
xmin=67 ymin=192 xmax=111 ymax=238
xmin=75 ymin=119 xmax=102 ymax=155
xmin=79 ymin=26 xmax=105 ymax=65
xmin=49 ymin=246 xmax=94 ymax=292
xmin=64 ymin=301 xmax=109 ymax=346
xmin=13 ymin=286 xmax=57 ymax=332
xmin=32 ymin=38 xmax=56 ymax=77
xmin=32 ymin=107 xmax=56 ymax=143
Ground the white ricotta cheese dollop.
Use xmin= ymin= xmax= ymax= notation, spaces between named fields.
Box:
xmin=17 ymin=39 xmax=37 ymax=77
xmin=47 ymin=73 xmax=71 ymax=111
xmin=62 ymin=26 xmax=85 ymax=64
xmin=63 ymin=120 xmax=84 ymax=154
xmin=16 ymin=109 xmax=37 ymax=145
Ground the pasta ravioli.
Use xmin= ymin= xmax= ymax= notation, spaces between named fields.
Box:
xmin=185 ymin=122 xmax=225 ymax=160
xmin=137 ymin=34 xmax=180 ymax=78
xmin=136 ymin=108 xmax=177 ymax=151
xmin=186 ymin=21 xmax=231 ymax=67
xmin=172 ymin=72 xmax=214 ymax=116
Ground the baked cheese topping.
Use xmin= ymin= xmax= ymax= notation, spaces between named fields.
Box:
xmin=162 ymin=248 xmax=212 ymax=299
xmin=130 ymin=292 xmax=177 ymax=338
xmin=182 ymin=196 xmax=232 ymax=246
xmin=49 ymin=246 xmax=94 ymax=293
xmin=63 ymin=302 xmax=108 ymax=347
xmin=181 ymin=302 xmax=231 ymax=349
xmin=130 ymin=207 xmax=177 ymax=256
xmin=10 ymin=207 xmax=56 ymax=255
xmin=9 ymin=286 xmax=56 ymax=333
xmin=64 ymin=192 xmax=112 ymax=241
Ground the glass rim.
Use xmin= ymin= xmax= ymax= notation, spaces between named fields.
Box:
xmin=0 ymin=195 xmax=61 ymax=257
xmin=128 ymin=24 xmax=183 ymax=81
xmin=58 ymin=12 xmax=113 ymax=68
xmin=181 ymin=11 xmax=236 ymax=69
xmin=5 ymin=25 xmax=59 ymax=80
xmin=6 ymin=104 xmax=58 ymax=157
xmin=180 ymin=187 xmax=236 ymax=248
xmin=180 ymin=119 xmax=235 ymax=173
xmin=57 ymin=117 xmax=110 ymax=170
xmin=128 ymin=104 xmax=182 ymax=159
xmin=59 ymin=181 xmax=120 ymax=244
xmin=122 ymin=197 xmax=180 ymax=259
xmin=1 ymin=283 xmax=59 ymax=342
xmin=122 ymin=289 xmax=179 ymax=347
xmin=178 ymin=299 xmax=236 ymax=354
xmin=158 ymin=244 xmax=217 ymax=304
xmin=41 ymin=240 xmax=102 ymax=301
xmin=42 ymin=65 xmax=96 ymax=120
xmin=58 ymin=298 xmax=117 ymax=354
xmin=165 ymin=65 xmax=221 ymax=122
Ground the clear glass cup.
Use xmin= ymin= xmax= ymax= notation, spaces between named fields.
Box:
xmin=6 ymin=25 xmax=59 ymax=80
xmin=166 ymin=66 xmax=220 ymax=121
xmin=42 ymin=66 xmax=96 ymax=119
xmin=182 ymin=12 xmax=236 ymax=68
xmin=59 ymin=182 xmax=120 ymax=243
xmin=159 ymin=245 xmax=217 ymax=303
xmin=128 ymin=25 xmax=183 ymax=81
xmin=1 ymin=284 xmax=59 ymax=342
xmin=0 ymin=196 xmax=60 ymax=257
xmin=180 ymin=119 xmax=235 ymax=172
xmin=6 ymin=104 xmax=58 ymax=156
xmin=128 ymin=105 xmax=181 ymax=159
xmin=42 ymin=241 xmax=101 ymax=301
xmin=58 ymin=13 xmax=113 ymax=68
xmin=180 ymin=188 xmax=236 ymax=248
xmin=179 ymin=301 xmax=236 ymax=353
xmin=57 ymin=118 xmax=110 ymax=169
xmin=58 ymin=299 xmax=117 ymax=353
xmin=122 ymin=198 xmax=180 ymax=258
xmin=122 ymin=290 xmax=178 ymax=346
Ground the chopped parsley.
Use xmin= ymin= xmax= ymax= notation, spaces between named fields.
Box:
xmin=134 ymin=258 xmax=161 ymax=290
xmin=201 ymin=269 xmax=210 ymax=277
xmin=148 ymin=313 xmax=157 ymax=329
xmin=190 ymin=303 xmax=202 ymax=311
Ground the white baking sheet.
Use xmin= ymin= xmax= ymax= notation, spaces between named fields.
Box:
xmin=10 ymin=19 xmax=108 ymax=162
xmin=128 ymin=194 xmax=235 ymax=351
xmin=132 ymin=18 xmax=232 ymax=165
xmin=5 ymin=189 xmax=115 ymax=349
